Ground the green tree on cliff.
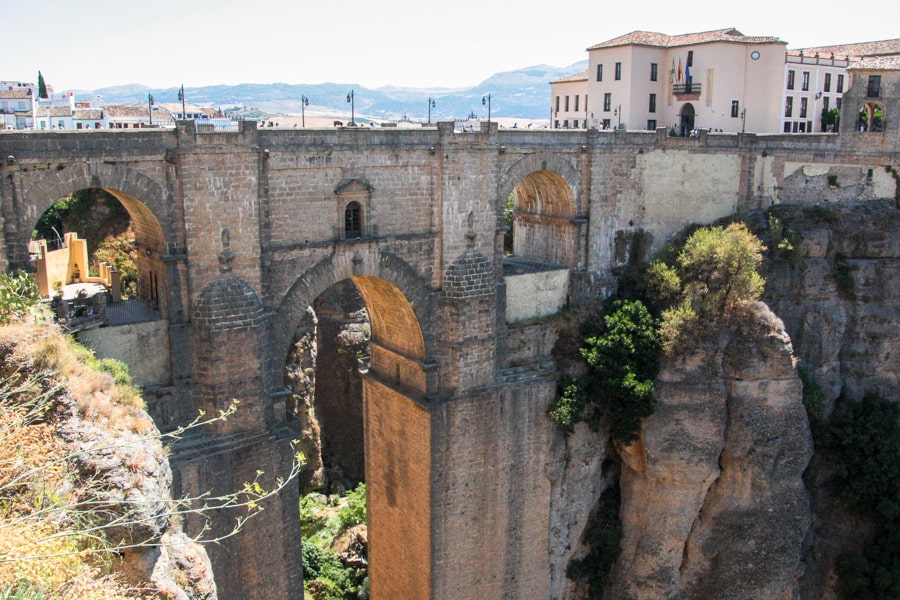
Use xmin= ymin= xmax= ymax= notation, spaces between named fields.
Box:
xmin=647 ymin=222 xmax=766 ymax=354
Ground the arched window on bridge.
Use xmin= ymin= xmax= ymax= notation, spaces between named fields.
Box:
xmin=858 ymin=102 xmax=884 ymax=132
xmin=344 ymin=201 xmax=362 ymax=239
xmin=334 ymin=178 xmax=372 ymax=240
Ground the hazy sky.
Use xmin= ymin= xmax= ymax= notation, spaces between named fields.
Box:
xmin=5 ymin=0 xmax=899 ymax=92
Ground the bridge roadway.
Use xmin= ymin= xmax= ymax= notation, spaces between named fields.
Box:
xmin=1 ymin=119 xmax=897 ymax=599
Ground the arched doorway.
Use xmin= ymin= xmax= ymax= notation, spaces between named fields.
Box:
xmin=680 ymin=103 xmax=696 ymax=136
xmin=280 ymin=263 xmax=432 ymax=600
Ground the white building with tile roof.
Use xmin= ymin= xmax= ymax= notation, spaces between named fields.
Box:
xmin=0 ymin=87 xmax=34 ymax=130
xmin=583 ymin=28 xmax=787 ymax=134
xmin=552 ymin=28 xmax=900 ymax=134
xmin=782 ymin=39 xmax=900 ymax=133
xmin=549 ymin=70 xmax=588 ymax=130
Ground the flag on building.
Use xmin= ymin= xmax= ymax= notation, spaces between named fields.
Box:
xmin=677 ymin=58 xmax=683 ymax=83
xmin=177 ymin=85 xmax=184 ymax=102
xmin=670 ymin=59 xmax=675 ymax=82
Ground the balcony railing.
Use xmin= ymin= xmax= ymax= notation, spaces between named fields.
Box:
xmin=673 ymin=83 xmax=702 ymax=95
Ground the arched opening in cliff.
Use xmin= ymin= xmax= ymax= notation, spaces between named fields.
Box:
xmin=29 ymin=187 xmax=169 ymax=323
xmin=284 ymin=273 xmax=430 ymax=599
xmin=505 ymin=169 xmax=577 ymax=270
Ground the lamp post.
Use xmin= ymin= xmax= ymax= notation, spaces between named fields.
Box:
xmin=740 ymin=108 xmax=747 ymax=133
xmin=614 ymin=104 xmax=621 ymax=129
xmin=427 ymin=97 xmax=436 ymax=124
xmin=148 ymin=94 xmax=154 ymax=126
xmin=482 ymin=94 xmax=492 ymax=124
xmin=301 ymin=95 xmax=309 ymax=127
xmin=177 ymin=85 xmax=186 ymax=119
xmin=346 ymin=90 xmax=355 ymax=126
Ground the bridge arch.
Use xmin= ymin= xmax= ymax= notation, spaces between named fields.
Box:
xmin=15 ymin=162 xmax=178 ymax=320
xmin=273 ymin=250 xmax=432 ymax=369
xmin=274 ymin=249 xmax=434 ymax=599
xmin=498 ymin=152 xmax=583 ymax=267
xmin=17 ymin=162 xmax=174 ymax=260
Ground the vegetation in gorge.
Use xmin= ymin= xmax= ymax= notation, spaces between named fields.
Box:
xmin=823 ymin=396 xmax=900 ymax=599
xmin=549 ymin=299 xmax=660 ymax=444
xmin=565 ymin=483 xmax=623 ymax=598
xmin=301 ymin=483 xmax=369 ymax=600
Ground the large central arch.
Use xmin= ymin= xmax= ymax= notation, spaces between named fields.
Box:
xmin=274 ymin=249 xmax=434 ymax=599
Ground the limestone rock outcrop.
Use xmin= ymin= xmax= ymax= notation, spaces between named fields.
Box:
xmin=60 ymin=408 xmax=218 ymax=600
xmin=608 ymin=302 xmax=813 ymax=599
xmin=764 ymin=198 xmax=900 ymax=598
xmin=765 ymin=199 xmax=900 ymax=408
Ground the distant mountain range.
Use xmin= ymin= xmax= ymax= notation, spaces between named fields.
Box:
xmin=71 ymin=61 xmax=587 ymax=122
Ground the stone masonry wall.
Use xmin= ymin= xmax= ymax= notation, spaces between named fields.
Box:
xmin=1 ymin=122 xmax=897 ymax=600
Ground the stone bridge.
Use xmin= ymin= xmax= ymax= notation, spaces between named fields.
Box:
xmin=1 ymin=105 xmax=897 ymax=599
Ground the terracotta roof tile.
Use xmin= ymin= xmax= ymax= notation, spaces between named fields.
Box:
xmin=551 ymin=70 xmax=588 ymax=84
xmin=588 ymin=27 xmax=784 ymax=50
xmin=852 ymin=55 xmax=900 ymax=71
xmin=37 ymin=106 xmax=72 ymax=117
xmin=74 ymin=109 xmax=103 ymax=120
xmin=789 ymin=39 xmax=900 ymax=60
xmin=0 ymin=89 xmax=32 ymax=99
xmin=104 ymin=105 xmax=150 ymax=118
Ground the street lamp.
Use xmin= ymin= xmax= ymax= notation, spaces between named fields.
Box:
xmin=346 ymin=90 xmax=355 ymax=126
xmin=427 ymin=97 xmax=436 ymax=124
xmin=482 ymin=94 xmax=492 ymax=124
xmin=614 ymin=104 xmax=621 ymax=129
xmin=301 ymin=95 xmax=309 ymax=127
xmin=178 ymin=85 xmax=186 ymax=119
xmin=148 ymin=94 xmax=154 ymax=126
xmin=740 ymin=108 xmax=747 ymax=133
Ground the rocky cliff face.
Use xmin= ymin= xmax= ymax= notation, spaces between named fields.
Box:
xmin=0 ymin=320 xmax=216 ymax=599
xmin=551 ymin=197 xmax=900 ymax=599
xmin=764 ymin=198 xmax=900 ymax=599
xmin=608 ymin=302 xmax=813 ymax=599
xmin=765 ymin=198 xmax=900 ymax=411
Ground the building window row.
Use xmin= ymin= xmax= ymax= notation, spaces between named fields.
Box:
xmin=554 ymin=95 xmax=588 ymax=114
xmin=783 ymin=120 xmax=814 ymax=133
